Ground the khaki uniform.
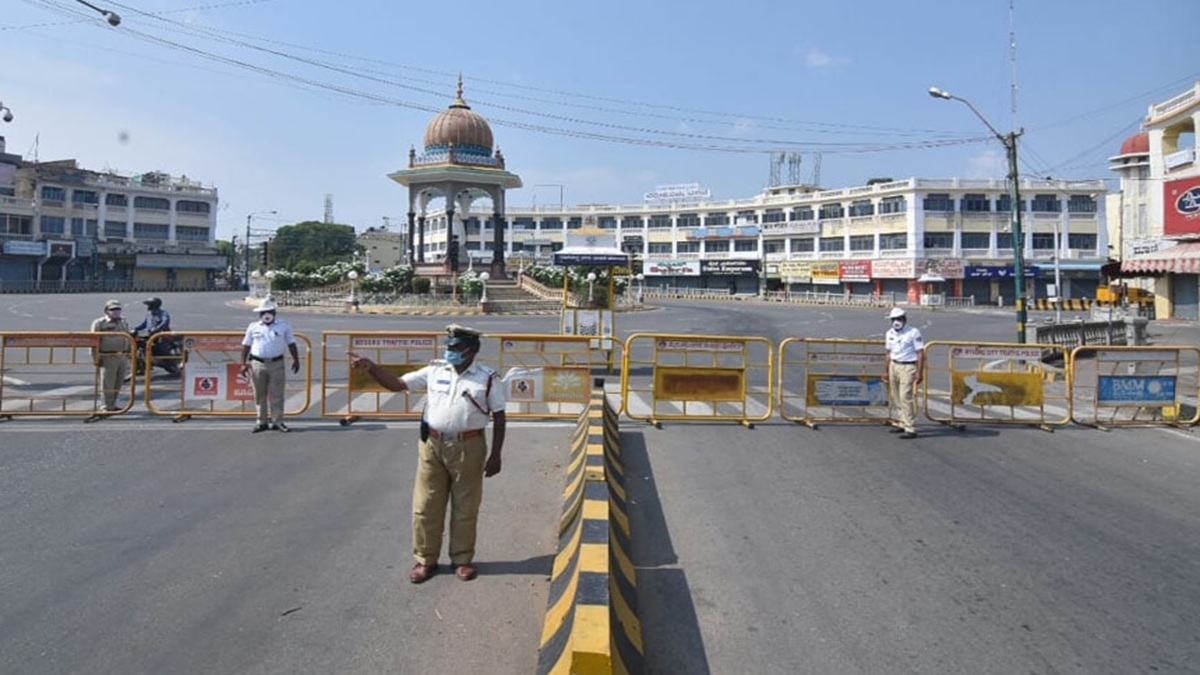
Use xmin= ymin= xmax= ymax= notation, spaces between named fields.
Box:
xmin=885 ymin=323 xmax=925 ymax=434
xmin=403 ymin=360 xmax=505 ymax=567
xmin=90 ymin=315 xmax=131 ymax=412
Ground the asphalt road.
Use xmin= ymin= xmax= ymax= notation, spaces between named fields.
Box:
xmin=2 ymin=293 xmax=1199 ymax=674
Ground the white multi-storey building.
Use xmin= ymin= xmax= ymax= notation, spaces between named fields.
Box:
xmin=0 ymin=138 xmax=223 ymax=290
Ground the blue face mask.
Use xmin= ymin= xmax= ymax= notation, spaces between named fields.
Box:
xmin=444 ymin=350 xmax=466 ymax=365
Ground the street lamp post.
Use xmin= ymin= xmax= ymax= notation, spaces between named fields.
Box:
xmin=586 ymin=271 xmax=597 ymax=306
xmin=72 ymin=0 xmax=121 ymax=25
xmin=635 ymin=273 xmax=644 ymax=303
xmin=264 ymin=270 xmax=276 ymax=298
xmin=929 ymin=86 xmax=1027 ymax=343
xmin=245 ymin=210 xmax=277 ymax=285
xmin=1051 ymin=220 xmax=1063 ymax=324
xmin=347 ymin=270 xmax=360 ymax=312
xmin=479 ymin=271 xmax=490 ymax=304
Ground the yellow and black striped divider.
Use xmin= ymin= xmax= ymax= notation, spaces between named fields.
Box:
xmin=923 ymin=340 xmax=1072 ymax=431
xmin=1068 ymin=345 xmax=1200 ymax=429
xmin=777 ymin=337 xmax=892 ymax=428
xmin=0 ymin=330 xmax=135 ymax=421
xmin=1031 ymin=298 xmax=1093 ymax=311
xmin=539 ymin=385 xmax=643 ymax=675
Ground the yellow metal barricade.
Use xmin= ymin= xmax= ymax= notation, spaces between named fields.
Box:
xmin=923 ymin=341 xmax=1071 ymax=430
xmin=1069 ymin=345 xmax=1200 ymax=429
xmin=321 ymin=331 xmax=440 ymax=424
xmin=778 ymin=338 xmax=891 ymax=428
xmin=620 ymin=333 xmax=774 ymax=427
xmin=0 ymin=331 xmax=135 ymax=420
xmin=144 ymin=332 xmax=313 ymax=421
xmin=321 ymin=331 xmax=607 ymax=424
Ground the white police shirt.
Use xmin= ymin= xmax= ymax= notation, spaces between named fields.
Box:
xmin=404 ymin=360 xmax=505 ymax=434
xmin=241 ymin=317 xmax=296 ymax=360
xmin=885 ymin=324 xmax=925 ymax=363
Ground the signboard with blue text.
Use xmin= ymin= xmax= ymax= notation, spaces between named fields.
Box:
xmin=964 ymin=265 xmax=1040 ymax=279
xmin=1097 ymin=375 xmax=1176 ymax=406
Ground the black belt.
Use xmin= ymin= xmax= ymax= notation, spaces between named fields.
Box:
xmin=428 ymin=428 xmax=484 ymax=441
xmin=249 ymin=354 xmax=284 ymax=363
xmin=893 ymin=360 xmax=918 ymax=365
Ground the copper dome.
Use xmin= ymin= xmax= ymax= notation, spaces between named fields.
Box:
xmin=1118 ymin=132 xmax=1149 ymax=156
xmin=422 ymin=78 xmax=494 ymax=154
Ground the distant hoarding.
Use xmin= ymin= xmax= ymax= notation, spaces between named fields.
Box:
xmin=643 ymin=183 xmax=711 ymax=205
xmin=1164 ymin=177 xmax=1200 ymax=237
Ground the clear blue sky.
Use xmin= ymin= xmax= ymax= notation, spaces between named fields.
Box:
xmin=2 ymin=0 xmax=1197 ymax=240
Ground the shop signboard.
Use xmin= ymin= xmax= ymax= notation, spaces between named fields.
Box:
xmin=645 ymin=259 xmax=701 ymax=276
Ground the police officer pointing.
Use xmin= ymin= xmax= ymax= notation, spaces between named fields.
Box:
xmin=350 ymin=324 xmax=506 ymax=584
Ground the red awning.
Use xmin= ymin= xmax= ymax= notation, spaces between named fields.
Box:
xmin=1121 ymin=241 xmax=1200 ymax=275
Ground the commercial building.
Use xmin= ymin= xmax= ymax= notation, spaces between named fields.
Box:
xmin=0 ymin=136 xmax=223 ymax=290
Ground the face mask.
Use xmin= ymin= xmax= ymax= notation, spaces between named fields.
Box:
xmin=261 ymin=313 xmax=276 ymax=324
xmin=444 ymin=349 xmax=466 ymax=365
xmin=892 ymin=320 xmax=905 ymax=331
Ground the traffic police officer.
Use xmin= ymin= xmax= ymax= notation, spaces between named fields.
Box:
xmin=350 ymin=324 xmax=506 ymax=583
xmin=882 ymin=307 xmax=925 ymax=439
xmin=239 ymin=298 xmax=301 ymax=433
xmin=90 ymin=298 xmax=131 ymax=414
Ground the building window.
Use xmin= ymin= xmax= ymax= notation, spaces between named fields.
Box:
xmin=70 ymin=218 xmax=98 ymax=236
xmin=40 ymin=215 xmax=66 ymax=234
xmin=598 ymin=216 xmax=616 ymax=229
xmin=849 ymin=235 xmax=874 ymax=251
xmin=134 ymin=196 xmax=170 ymax=210
xmin=996 ymin=195 xmax=1025 ymax=213
xmin=1032 ymin=233 xmax=1056 ymax=250
xmin=819 ymin=203 xmax=844 ymax=220
xmin=879 ymin=233 xmax=908 ymax=250
xmin=177 ymin=226 xmax=209 ymax=242
xmin=1068 ymin=233 xmax=1096 ymax=250
xmin=848 ymin=200 xmax=874 ymax=217
xmin=961 ymin=232 xmax=990 ymax=249
xmin=961 ymin=194 xmax=990 ymax=212
xmin=706 ymin=240 xmax=731 ymax=253
xmin=648 ymin=214 xmax=671 ymax=229
xmin=790 ymin=237 xmax=815 ymax=252
xmin=648 ymin=243 xmax=671 ymax=254
xmin=923 ymin=193 xmax=954 ymax=211
xmin=1031 ymin=194 xmax=1061 ymax=212
xmin=704 ymin=212 xmax=728 ymax=226
xmin=879 ymin=196 xmax=907 ymax=214
xmin=512 ymin=217 xmax=534 ymax=230
xmin=818 ymin=237 xmax=844 ymax=252
xmin=996 ymin=233 xmax=1015 ymax=249
xmin=72 ymin=190 xmax=99 ymax=204
xmin=41 ymin=186 xmax=66 ymax=202
xmin=106 ymin=193 xmax=128 ymax=207
xmin=792 ymin=206 xmax=815 ymax=221
xmin=540 ymin=217 xmax=562 ymax=231
xmin=134 ymin=222 xmax=169 ymax=239
xmin=176 ymin=200 xmax=210 ymax=214
xmin=677 ymin=213 xmax=700 ymax=228
xmin=764 ymin=240 xmax=784 ymax=253
xmin=1067 ymin=195 xmax=1097 ymax=213
xmin=924 ymin=232 xmax=954 ymax=249
xmin=1 ymin=214 xmax=33 ymax=235
xmin=763 ymin=209 xmax=785 ymax=223
xmin=104 ymin=220 xmax=126 ymax=238
xmin=736 ymin=210 xmax=758 ymax=224
xmin=676 ymin=241 xmax=700 ymax=253
xmin=566 ymin=217 xmax=583 ymax=229
xmin=734 ymin=239 xmax=757 ymax=252
xmin=621 ymin=216 xmax=643 ymax=229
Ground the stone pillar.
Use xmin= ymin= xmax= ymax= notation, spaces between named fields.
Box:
xmin=407 ymin=211 xmax=416 ymax=265
xmin=417 ymin=215 xmax=426 ymax=262
xmin=492 ymin=211 xmax=505 ymax=272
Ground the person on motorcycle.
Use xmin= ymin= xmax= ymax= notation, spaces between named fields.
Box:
xmin=133 ymin=297 xmax=175 ymax=359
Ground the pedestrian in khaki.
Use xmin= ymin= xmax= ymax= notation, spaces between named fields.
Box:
xmin=350 ymin=324 xmax=506 ymax=584
xmin=882 ymin=307 xmax=925 ymax=439
xmin=89 ymin=299 xmax=131 ymax=413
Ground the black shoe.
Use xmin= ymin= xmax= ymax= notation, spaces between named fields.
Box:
xmin=272 ymin=422 xmax=290 ymax=433
xmin=888 ymin=426 xmax=904 ymax=433
xmin=252 ymin=424 xmax=269 ymax=433
xmin=898 ymin=431 xmax=918 ymax=439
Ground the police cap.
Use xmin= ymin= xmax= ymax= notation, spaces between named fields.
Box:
xmin=445 ymin=323 xmax=483 ymax=347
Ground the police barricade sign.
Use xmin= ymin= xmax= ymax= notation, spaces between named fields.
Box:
xmin=320 ymin=331 xmax=440 ymax=424
xmin=1069 ymin=346 xmax=1200 ymax=429
xmin=778 ymin=338 xmax=891 ymax=428
xmin=322 ymin=331 xmax=604 ymax=424
xmin=621 ymin=333 xmax=774 ymax=427
xmin=0 ymin=331 xmax=135 ymax=420
xmin=923 ymin=341 xmax=1071 ymax=429
xmin=144 ymin=332 xmax=313 ymax=421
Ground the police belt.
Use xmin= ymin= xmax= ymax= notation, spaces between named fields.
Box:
xmin=427 ymin=428 xmax=484 ymax=441
xmin=249 ymin=354 xmax=284 ymax=363
xmin=892 ymin=360 xmax=919 ymax=365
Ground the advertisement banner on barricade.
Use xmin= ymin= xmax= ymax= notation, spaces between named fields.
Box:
xmin=778 ymin=338 xmax=891 ymax=428
xmin=0 ymin=331 xmax=134 ymax=420
xmin=1069 ymin=345 xmax=1199 ymax=428
xmin=923 ymin=341 xmax=1070 ymax=429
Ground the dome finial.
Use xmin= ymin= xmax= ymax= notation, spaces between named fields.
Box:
xmin=453 ymin=73 xmax=467 ymax=108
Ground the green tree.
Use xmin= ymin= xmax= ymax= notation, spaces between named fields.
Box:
xmin=269 ymin=221 xmax=358 ymax=271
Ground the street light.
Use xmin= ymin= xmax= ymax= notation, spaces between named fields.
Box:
xmin=929 ymin=85 xmax=1027 ymax=343
xmin=479 ymin=271 xmax=490 ymax=304
xmin=0 ymin=102 xmax=13 ymax=123
xmin=73 ymin=0 xmax=120 ymax=25
xmin=347 ymin=269 xmax=360 ymax=312
xmin=264 ymin=270 xmax=276 ymax=298
xmin=635 ymin=273 xmax=644 ymax=304
xmin=1049 ymin=220 xmax=1063 ymax=324
xmin=586 ymin=271 xmax=597 ymax=305
xmin=245 ymin=210 xmax=277 ymax=278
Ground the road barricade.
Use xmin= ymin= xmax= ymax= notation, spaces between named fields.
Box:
xmin=322 ymin=331 xmax=607 ymax=424
xmin=620 ymin=333 xmax=774 ymax=427
xmin=1069 ymin=345 xmax=1200 ymax=429
xmin=144 ymin=332 xmax=313 ymax=421
xmin=0 ymin=331 xmax=134 ymax=420
xmin=778 ymin=337 xmax=891 ymax=428
xmin=923 ymin=341 xmax=1071 ymax=430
